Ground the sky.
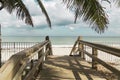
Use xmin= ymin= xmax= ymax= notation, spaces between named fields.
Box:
xmin=0 ymin=0 xmax=120 ymax=36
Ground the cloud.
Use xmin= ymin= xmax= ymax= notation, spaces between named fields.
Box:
xmin=0 ymin=0 xmax=85 ymax=28
xmin=1 ymin=0 xmax=120 ymax=36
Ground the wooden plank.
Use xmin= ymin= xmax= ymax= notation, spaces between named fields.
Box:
xmin=0 ymin=55 xmax=22 ymax=80
xmin=45 ymin=36 xmax=53 ymax=55
xmin=0 ymin=39 xmax=50 ymax=80
xmin=13 ymin=58 xmax=30 ymax=80
xmin=0 ymin=24 xmax=1 ymax=67
xmin=24 ymin=49 xmax=49 ymax=80
xmin=78 ymin=43 xmax=84 ymax=59
xmin=37 ymin=56 xmax=107 ymax=80
xmin=71 ymin=37 xmax=120 ymax=79
xmin=70 ymin=40 xmax=78 ymax=56
xmin=24 ymin=57 xmax=44 ymax=80
xmin=79 ymin=48 xmax=120 ymax=76
xmin=92 ymin=48 xmax=98 ymax=70
xmin=79 ymin=40 xmax=120 ymax=57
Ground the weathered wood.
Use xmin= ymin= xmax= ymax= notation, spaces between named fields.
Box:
xmin=38 ymin=48 xmax=43 ymax=59
xmin=13 ymin=58 xmax=29 ymax=80
xmin=38 ymin=56 xmax=108 ymax=80
xmin=79 ymin=43 xmax=85 ymax=59
xmin=24 ymin=57 xmax=44 ymax=80
xmin=0 ymin=36 xmax=52 ymax=80
xmin=0 ymin=24 xmax=1 ymax=67
xmin=69 ymin=40 xmax=78 ymax=56
xmin=79 ymin=40 xmax=120 ymax=57
xmin=79 ymin=47 xmax=120 ymax=77
xmin=70 ymin=36 xmax=85 ymax=56
xmin=118 ymin=76 xmax=120 ymax=80
xmin=92 ymin=48 xmax=98 ymax=70
xmin=45 ymin=36 xmax=53 ymax=55
xmin=38 ymin=48 xmax=44 ymax=70
xmin=24 ymin=49 xmax=49 ymax=80
xmin=0 ymin=55 xmax=23 ymax=80
xmin=70 ymin=36 xmax=81 ymax=56
xmin=71 ymin=36 xmax=120 ymax=79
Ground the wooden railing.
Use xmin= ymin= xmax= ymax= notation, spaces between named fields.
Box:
xmin=70 ymin=36 xmax=120 ymax=79
xmin=1 ymin=42 xmax=40 ymax=62
xmin=0 ymin=36 xmax=52 ymax=80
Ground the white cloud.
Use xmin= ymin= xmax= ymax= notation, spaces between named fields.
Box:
xmin=43 ymin=0 xmax=74 ymax=25
xmin=1 ymin=0 xmax=120 ymax=36
xmin=0 ymin=0 xmax=78 ymax=28
xmin=109 ymin=27 xmax=120 ymax=34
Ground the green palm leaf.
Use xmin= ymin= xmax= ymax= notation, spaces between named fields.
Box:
xmin=0 ymin=0 xmax=4 ymax=10
xmin=2 ymin=0 xmax=33 ymax=26
xmin=63 ymin=0 xmax=109 ymax=33
xmin=116 ymin=0 xmax=120 ymax=6
xmin=37 ymin=0 xmax=51 ymax=28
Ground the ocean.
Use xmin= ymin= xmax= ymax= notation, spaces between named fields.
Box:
xmin=1 ymin=36 xmax=120 ymax=50
xmin=1 ymin=36 xmax=120 ymax=45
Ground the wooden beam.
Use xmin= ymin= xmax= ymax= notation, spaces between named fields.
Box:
xmin=79 ymin=48 xmax=120 ymax=77
xmin=0 ymin=40 xmax=49 ymax=80
xmin=92 ymin=48 xmax=98 ymax=70
xmin=45 ymin=36 xmax=53 ymax=55
xmin=79 ymin=40 xmax=120 ymax=57
xmin=0 ymin=24 xmax=1 ymax=67
xmin=70 ymin=40 xmax=78 ymax=56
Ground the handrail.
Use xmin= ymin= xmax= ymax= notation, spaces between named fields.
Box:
xmin=79 ymin=40 xmax=120 ymax=57
xmin=0 ymin=36 xmax=53 ymax=80
xmin=70 ymin=36 xmax=120 ymax=79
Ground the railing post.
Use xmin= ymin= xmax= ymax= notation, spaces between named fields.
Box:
xmin=14 ymin=42 xmax=15 ymax=53
xmin=92 ymin=48 xmax=98 ymax=70
xmin=38 ymin=48 xmax=44 ymax=70
xmin=78 ymin=36 xmax=85 ymax=59
xmin=118 ymin=77 xmax=120 ymax=80
xmin=82 ymin=44 xmax=85 ymax=59
xmin=0 ymin=24 xmax=1 ymax=67
xmin=45 ymin=36 xmax=53 ymax=55
xmin=18 ymin=76 xmax=22 ymax=80
xmin=78 ymin=36 xmax=81 ymax=57
xmin=69 ymin=40 xmax=78 ymax=56
xmin=118 ymin=76 xmax=120 ymax=80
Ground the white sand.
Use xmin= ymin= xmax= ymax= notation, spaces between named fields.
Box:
xmin=52 ymin=45 xmax=72 ymax=55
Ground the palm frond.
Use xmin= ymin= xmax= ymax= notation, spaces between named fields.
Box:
xmin=63 ymin=0 xmax=109 ymax=33
xmin=116 ymin=0 xmax=120 ymax=6
xmin=3 ymin=0 xmax=33 ymax=26
xmin=101 ymin=0 xmax=111 ymax=4
xmin=37 ymin=0 xmax=51 ymax=28
xmin=0 ymin=0 xmax=4 ymax=10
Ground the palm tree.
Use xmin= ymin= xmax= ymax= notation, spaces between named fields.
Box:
xmin=0 ymin=0 xmax=51 ymax=27
xmin=63 ymin=0 xmax=119 ymax=33
xmin=0 ymin=0 xmax=119 ymax=33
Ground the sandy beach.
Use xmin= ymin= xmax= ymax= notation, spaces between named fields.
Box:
xmin=52 ymin=45 xmax=73 ymax=55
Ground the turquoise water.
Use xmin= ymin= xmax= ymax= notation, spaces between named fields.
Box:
xmin=1 ymin=36 xmax=120 ymax=45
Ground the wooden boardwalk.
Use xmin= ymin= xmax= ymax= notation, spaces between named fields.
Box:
xmin=36 ymin=56 xmax=107 ymax=80
xmin=0 ymin=36 xmax=119 ymax=80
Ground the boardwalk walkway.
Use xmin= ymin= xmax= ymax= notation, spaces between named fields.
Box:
xmin=0 ymin=36 xmax=119 ymax=80
xmin=36 ymin=56 xmax=107 ymax=80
